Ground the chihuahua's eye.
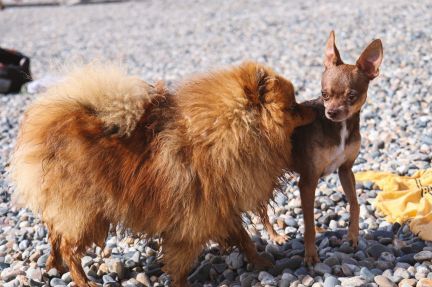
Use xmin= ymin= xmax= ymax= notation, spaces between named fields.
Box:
xmin=321 ymin=91 xmax=329 ymax=101
xmin=348 ymin=91 xmax=358 ymax=102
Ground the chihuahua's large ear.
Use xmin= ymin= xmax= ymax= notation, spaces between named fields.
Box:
xmin=356 ymin=39 xmax=383 ymax=80
xmin=324 ymin=31 xmax=343 ymax=69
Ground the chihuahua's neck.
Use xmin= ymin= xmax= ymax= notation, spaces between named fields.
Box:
xmin=326 ymin=112 xmax=360 ymax=140
xmin=312 ymin=97 xmax=361 ymax=141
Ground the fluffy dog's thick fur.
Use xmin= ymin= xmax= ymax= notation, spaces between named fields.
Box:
xmin=10 ymin=61 xmax=314 ymax=287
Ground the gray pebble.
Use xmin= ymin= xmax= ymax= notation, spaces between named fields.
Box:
xmin=225 ymin=251 xmax=244 ymax=269
xmin=323 ymin=276 xmax=341 ymax=287
xmin=47 ymin=268 xmax=60 ymax=278
xmin=240 ymin=272 xmax=255 ymax=287
xmin=223 ymin=269 xmax=235 ymax=281
xmin=18 ymin=240 xmax=29 ymax=251
xmin=279 ymin=272 xmax=296 ymax=287
xmin=37 ymin=254 xmax=49 ymax=268
xmin=26 ymin=267 xmax=43 ymax=282
xmin=367 ymin=244 xmax=391 ymax=259
xmin=258 ymin=271 xmax=277 ymax=285
xmin=81 ymin=256 xmax=94 ymax=268
xmin=360 ymin=267 xmax=375 ymax=282
xmin=340 ymin=276 xmax=366 ymax=287
xmin=314 ymin=263 xmax=332 ymax=276
xmin=323 ymin=257 xmax=340 ymax=267
xmin=50 ymin=278 xmax=66 ymax=287
xmin=414 ymin=251 xmax=432 ymax=262
xmin=61 ymin=272 xmax=72 ymax=284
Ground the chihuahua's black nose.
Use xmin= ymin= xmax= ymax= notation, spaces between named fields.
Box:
xmin=327 ymin=109 xmax=339 ymax=118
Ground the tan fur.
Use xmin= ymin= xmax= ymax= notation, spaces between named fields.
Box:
xmin=10 ymin=61 xmax=315 ymax=287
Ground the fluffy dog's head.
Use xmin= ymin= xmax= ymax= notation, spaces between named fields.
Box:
xmin=177 ymin=61 xmax=315 ymax=150
xmin=236 ymin=61 xmax=315 ymax=134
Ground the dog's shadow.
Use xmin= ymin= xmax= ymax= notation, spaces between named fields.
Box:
xmin=186 ymin=224 xmax=423 ymax=286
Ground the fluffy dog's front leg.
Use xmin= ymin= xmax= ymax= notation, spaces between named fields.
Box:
xmin=228 ymin=225 xmax=273 ymax=269
xmin=162 ymin=238 xmax=203 ymax=287
xmin=258 ymin=205 xmax=289 ymax=245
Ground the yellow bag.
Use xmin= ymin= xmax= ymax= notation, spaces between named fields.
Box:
xmin=355 ymin=169 xmax=432 ymax=240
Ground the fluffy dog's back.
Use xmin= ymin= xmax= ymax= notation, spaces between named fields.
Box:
xmin=10 ymin=63 xmax=156 ymax=223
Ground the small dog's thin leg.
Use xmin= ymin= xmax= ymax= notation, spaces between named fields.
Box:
xmin=338 ymin=163 xmax=359 ymax=248
xmin=258 ymin=205 xmax=288 ymax=245
xmin=299 ymin=174 xmax=320 ymax=265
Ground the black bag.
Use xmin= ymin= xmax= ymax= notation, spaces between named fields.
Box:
xmin=0 ymin=48 xmax=32 ymax=94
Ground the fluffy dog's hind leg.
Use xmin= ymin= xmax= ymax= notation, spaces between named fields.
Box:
xmin=162 ymin=239 xmax=203 ymax=287
xmin=59 ymin=218 xmax=109 ymax=287
xmin=46 ymin=225 xmax=66 ymax=273
xmin=59 ymin=238 xmax=96 ymax=287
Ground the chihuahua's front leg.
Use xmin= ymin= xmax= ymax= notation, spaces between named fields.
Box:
xmin=259 ymin=207 xmax=289 ymax=245
xmin=338 ymin=162 xmax=360 ymax=247
xmin=299 ymin=174 xmax=320 ymax=265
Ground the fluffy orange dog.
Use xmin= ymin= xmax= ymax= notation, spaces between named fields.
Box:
xmin=10 ymin=61 xmax=314 ymax=287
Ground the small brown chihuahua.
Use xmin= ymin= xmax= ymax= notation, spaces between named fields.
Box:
xmin=261 ymin=31 xmax=383 ymax=264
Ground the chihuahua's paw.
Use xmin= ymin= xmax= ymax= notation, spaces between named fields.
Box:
xmin=347 ymin=231 xmax=359 ymax=249
xmin=304 ymin=249 xmax=320 ymax=266
xmin=270 ymin=233 xmax=289 ymax=245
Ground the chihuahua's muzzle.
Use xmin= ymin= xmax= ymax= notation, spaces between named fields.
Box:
xmin=325 ymin=106 xmax=348 ymax=122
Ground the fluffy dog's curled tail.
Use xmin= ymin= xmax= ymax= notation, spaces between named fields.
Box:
xmin=9 ymin=63 xmax=155 ymax=211
xmin=46 ymin=63 xmax=156 ymax=137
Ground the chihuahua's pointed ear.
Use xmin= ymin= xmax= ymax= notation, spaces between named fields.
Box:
xmin=356 ymin=39 xmax=383 ymax=80
xmin=324 ymin=31 xmax=343 ymax=69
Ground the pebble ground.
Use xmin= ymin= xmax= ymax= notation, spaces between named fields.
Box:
xmin=0 ymin=0 xmax=431 ymax=286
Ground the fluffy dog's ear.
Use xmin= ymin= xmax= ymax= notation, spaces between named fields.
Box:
xmin=257 ymin=68 xmax=269 ymax=103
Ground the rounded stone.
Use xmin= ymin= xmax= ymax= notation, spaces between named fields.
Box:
xmin=374 ymin=275 xmax=396 ymax=287
xmin=414 ymin=251 xmax=432 ymax=262
xmin=225 ymin=252 xmax=244 ymax=269
xmin=279 ymin=273 xmax=296 ymax=287
xmin=50 ymin=278 xmax=66 ymax=287
xmin=323 ymin=276 xmax=341 ymax=287
xmin=135 ymin=273 xmax=151 ymax=287
xmin=314 ymin=262 xmax=332 ymax=276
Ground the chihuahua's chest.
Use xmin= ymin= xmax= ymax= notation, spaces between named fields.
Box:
xmin=322 ymin=121 xmax=349 ymax=176
xmin=316 ymin=119 xmax=361 ymax=177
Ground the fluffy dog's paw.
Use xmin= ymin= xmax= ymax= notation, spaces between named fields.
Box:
xmin=250 ymin=254 xmax=274 ymax=270
xmin=46 ymin=256 xmax=67 ymax=274
xmin=270 ymin=233 xmax=289 ymax=245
